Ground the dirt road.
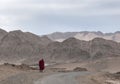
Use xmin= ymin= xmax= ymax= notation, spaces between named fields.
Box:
xmin=34 ymin=72 xmax=91 ymax=84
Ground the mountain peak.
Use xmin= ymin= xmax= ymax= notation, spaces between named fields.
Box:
xmin=0 ymin=28 xmax=7 ymax=33
xmin=9 ymin=30 xmax=23 ymax=34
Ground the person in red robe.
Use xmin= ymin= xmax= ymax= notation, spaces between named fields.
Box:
xmin=39 ymin=59 xmax=45 ymax=72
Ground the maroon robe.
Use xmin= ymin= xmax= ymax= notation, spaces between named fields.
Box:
xmin=39 ymin=59 xmax=45 ymax=71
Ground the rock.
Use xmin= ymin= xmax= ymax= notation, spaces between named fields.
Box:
xmin=73 ymin=67 xmax=87 ymax=71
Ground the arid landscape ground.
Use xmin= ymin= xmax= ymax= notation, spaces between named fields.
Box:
xmin=0 ymin=62 xmax=120 ymax=84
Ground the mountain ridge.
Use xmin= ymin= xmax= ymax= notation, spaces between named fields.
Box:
xmin=0 ymin=29 xmax=120 ymax=65
xmin=0 ymin=29 xmax=52 ymax=65
xmin=41 ymin=37 xmax=120 ymax=63
xmin=46 ymin=31 xmax=120 ymax=42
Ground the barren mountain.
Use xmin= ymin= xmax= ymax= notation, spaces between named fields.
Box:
xmin=42 ymin=38 xmax=90 ymax=63
xmin=47 ymin=32 xmax=78 ymax=42
xmin=0 ymin=29 xmax=120 ymax=65
xmin=47 ymin=31 xmax=120 ymax=42
xmin=0 ymin=29 xmax=52 ymax=64
xmin=41 ymin=37 xmax=120 ymax=63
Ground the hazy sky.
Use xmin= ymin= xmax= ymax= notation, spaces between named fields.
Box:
xmin=0 ymin=0 xmax=120 ymax=35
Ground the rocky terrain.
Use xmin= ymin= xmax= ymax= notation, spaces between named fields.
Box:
xmin=0 ymin=63 xmax=119 ymax=84
xmin=0 ymin=63 xmax=56 ymax=84
xmin=0 ymin=29 xmax=119 ymax=84
xmin=0 ymin=29 xmax=52 ymax=65
xmin=41 ymin=37 xmax=120 ymax=64
xmin=76 ymin=72 xmax=120 ymax=84
xmin=47 ymin=31 xmax=120 ymax=42
xmin=0 ymin=28 xmax=120 ymax=65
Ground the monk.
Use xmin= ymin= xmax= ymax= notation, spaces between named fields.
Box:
xmin=39 ymin=59 xmax=45 ymax=72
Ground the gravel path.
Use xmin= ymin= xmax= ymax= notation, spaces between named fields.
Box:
xmin=34 ymin=72 xmax=91 ymax=84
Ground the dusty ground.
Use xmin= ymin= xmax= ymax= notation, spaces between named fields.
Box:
xmin=52 ymin=57 xmax=120 ymax=73
xmin=0 ymin=64 xmax=24 ymax=81
xmin=76 ymin=72 xmax=120 ymax=84
xmin=0 ymin=64 xmax=61 ymax=84
xmin=0 ymin=61 xmax=120 ymax=84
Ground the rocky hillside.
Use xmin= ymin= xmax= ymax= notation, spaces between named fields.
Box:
xmin=0 ymin=29 xmax=52 ymax=64
xmin=47 ymin=31 xmax=120 ymax=42
xmin=0 ymin=29 xmax=120 ymax=65
xmin=0 ymin=29 xmax=7 ymax=42
xmin=41 ymin=37 xmax=120 ymax=63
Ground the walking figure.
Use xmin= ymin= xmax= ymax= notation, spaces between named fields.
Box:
xmin=39 ymin=59 xmax=45 ymax=72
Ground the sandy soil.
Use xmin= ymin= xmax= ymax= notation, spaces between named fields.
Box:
xmin=0 ymin=65 xmax=25 ymax=81
xmin=0 ymin=64 xmax=59 ymax=84
xmin=0 ymin=62 xmax=120 ymax=84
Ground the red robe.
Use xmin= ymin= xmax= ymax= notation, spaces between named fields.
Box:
xmin=39 ymin=59 xmax=45 ymax=70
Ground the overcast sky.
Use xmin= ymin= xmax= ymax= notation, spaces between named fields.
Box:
xmin=0 ymin=0 xmax=120 ymax=35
